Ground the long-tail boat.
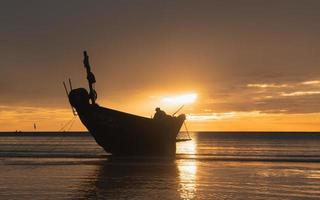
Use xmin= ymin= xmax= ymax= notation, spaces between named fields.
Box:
xmin=66 ymin=51 xmax=186 ymax=156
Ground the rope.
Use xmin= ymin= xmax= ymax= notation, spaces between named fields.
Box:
xmin=59 ymin=116 xmax=76 ymax=132
xmin=66 ymin=117 xmax=76 ymax=131
xmin=183 ymin=122 xmax=191 ymax=140
xmin=172 ymin=105 xmax=184 ymax=116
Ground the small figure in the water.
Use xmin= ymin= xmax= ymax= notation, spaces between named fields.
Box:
xmin=154 ymin=107 xmax=167 ymax=120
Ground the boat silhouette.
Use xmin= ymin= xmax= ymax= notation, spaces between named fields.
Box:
xmin=66 ymin=51 xmax=186 ymax=156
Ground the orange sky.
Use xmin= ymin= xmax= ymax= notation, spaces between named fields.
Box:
xmin=2 ymin=108 xmax=320 ymax=132
xmin=1 ymin=1 xmax=320 ymax=131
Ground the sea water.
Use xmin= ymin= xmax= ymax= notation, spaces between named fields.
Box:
xmin=0 ymin=132 xmax=319 ymax=199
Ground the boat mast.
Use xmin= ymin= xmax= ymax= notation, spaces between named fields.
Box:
xmin=83 ymin=51 xmax=97 ymax=104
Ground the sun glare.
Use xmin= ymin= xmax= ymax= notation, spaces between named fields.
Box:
xmin=162 ymin=93 xmax=198 ymax=105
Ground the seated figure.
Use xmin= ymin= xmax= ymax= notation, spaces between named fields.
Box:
xmin=153 ymin=107 xmax=167 ymax=120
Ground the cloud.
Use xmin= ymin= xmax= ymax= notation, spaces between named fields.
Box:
xmin=187 ymin=112 xmax=235 ymax=121
xmin=280 ymin=91 xmax=320 ymax=97
xmin=254 ymin=93 xmax=320 ymax=114
xmin=301 ymin=80 xmax=320 ymax=85
xmin=247 ymin=83 xmax=289 ymax=88
xmin=187 ymin=110 xmax=294 ymax=122
xmin=198 ymin=79 xmax=320 ymax=115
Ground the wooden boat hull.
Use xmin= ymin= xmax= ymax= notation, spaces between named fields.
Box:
xmin=69 ymin=88 xmax=186 ymax=156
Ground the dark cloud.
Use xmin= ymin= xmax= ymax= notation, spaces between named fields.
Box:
xmin=196 ymin=79 xmax=320 ymax=114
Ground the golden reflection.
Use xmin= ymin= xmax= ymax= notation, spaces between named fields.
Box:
xmin=176 ymin=137 xmax=197 ymax=155
xmin=176 ymin=136 xmax=198 ymax=199
xmin=177 ymin=160 xmax=198 ymax=200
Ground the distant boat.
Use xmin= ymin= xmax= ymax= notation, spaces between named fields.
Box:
xmin=66 ymin=51 xmax=186 ymax=156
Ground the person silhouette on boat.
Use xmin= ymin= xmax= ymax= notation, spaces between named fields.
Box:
xmin=154 ymin=107 xmax=167 ymax=120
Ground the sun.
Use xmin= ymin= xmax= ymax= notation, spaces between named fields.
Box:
xmin=162 ymin=93 xmax=198 ymax=105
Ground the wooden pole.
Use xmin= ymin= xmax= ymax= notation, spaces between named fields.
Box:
xmin=172 ymin=105 xmax=184 ymax=116
xmin=68 ymin=78 xmax=73 ymax=90
xmin=63 ymin=81 xmax=77 ymax=116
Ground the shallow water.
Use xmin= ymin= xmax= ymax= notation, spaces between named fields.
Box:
xmin=0 ymin=132 xmax=319 ymax=199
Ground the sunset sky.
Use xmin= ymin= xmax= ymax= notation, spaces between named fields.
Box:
xmin=1 ymin=0 xmax=320 ymax=131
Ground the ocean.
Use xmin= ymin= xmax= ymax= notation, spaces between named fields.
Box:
xmin=0 ymin=132 xmax=319 ymax=199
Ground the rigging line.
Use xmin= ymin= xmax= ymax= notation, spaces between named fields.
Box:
xmin=62 ymin=117 xmax=75 ymax=132
xmin=183 ymin=122 xmax=191 ymax=140
xmin=172 ymin=105 xmax=184 ymax=116
xmin=37 ymin=119 xmax=72 ymax=153
xmin=59 ymin=120 xmax=71 ymax=132
xmin=65 ymin=117 xmax=76 ymax=131
xmin=66 ymin=117 xmax=76 ymax=131
xmin=63 ymin=81 xmax=77 ymax=116
xmin=59 ymin=116 xmax=76 ymax=132
xmin=51 ymin=116 xmax=77 ymax=152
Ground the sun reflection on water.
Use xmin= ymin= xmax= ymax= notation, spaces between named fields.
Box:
xmin=176 ymin=134 xmax=197 ymax=155
xmin=177 ymin=160 xmax=198 ymax=200
xmin=176 ymin=136 xmax=198 ymax=199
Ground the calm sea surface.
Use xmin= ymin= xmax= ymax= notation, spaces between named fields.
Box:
xmin=0 ymin=132 xmax=319 ymax=199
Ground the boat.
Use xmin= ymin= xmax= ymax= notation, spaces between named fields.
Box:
xmin=66 ymin=51 xmax=187 ymax=156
